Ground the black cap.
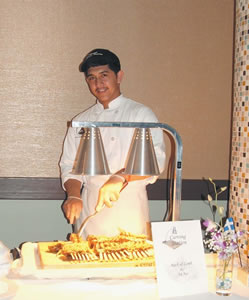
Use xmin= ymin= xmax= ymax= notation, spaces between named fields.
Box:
xmin=79 ymin=49 xmax=121 ymax=74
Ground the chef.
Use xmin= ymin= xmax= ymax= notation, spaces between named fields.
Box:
xmin=59 ymin=48 xmax=166 ymax=239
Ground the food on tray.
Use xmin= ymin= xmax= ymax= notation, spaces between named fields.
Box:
xmin=47 ymin=230 xmax=154 ymax=263
xmin=69 ymin=233 xmax=83 ymax=243
xmin=48 ymin=240 xmax=98 ymax=262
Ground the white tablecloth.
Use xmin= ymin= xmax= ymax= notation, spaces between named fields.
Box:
xmin=0 ymin=243 xmax=248 ymax=300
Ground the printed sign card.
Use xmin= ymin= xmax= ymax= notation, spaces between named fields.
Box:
xmin=151 ymin=220 xmax=208 ymax=299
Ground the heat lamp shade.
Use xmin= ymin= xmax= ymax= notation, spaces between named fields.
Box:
xmin=124 ymin=128 xmax=160 ymax=176
xmin=71 ymin=127 xmax=110 ymax=175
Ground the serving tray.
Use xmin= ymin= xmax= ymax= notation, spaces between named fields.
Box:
xmin=38 ymin=241 xmax=155 ymax=270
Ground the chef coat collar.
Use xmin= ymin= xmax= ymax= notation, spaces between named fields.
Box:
xmin=96 ymin=95 xmax=124 ymax=111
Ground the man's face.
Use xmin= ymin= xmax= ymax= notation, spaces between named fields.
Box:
xmin=85 ymin=65 xmax=123 ymax=108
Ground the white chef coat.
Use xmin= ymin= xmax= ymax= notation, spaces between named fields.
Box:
xmin=60 ymin=95 xmax=166 ymax=238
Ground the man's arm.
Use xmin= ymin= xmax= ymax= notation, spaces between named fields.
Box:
xmin=62 ymin=179 xmax=83 ymax=224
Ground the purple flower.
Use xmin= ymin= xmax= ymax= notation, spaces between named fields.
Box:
xmin=214 ymin=240 xmax=224 ymax=248
xmin=230 ymin=241 xmax=237 ymax=251
xmin=202 ymin=218 xmax=244 ymax=258
xmin=203 ymin=219 xmax=217 ymax=232
xmin=237 ymin=230 xmax=244 ymax=237
xmin=213 ymin=232 xmax=222 ymax=240
xmin=221 ymin=241 xmax=228 ymax=249
xmin=218 ymin=251 xmax=227 ymax=259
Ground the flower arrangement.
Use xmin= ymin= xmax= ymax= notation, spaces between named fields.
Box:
xmin=202 ymin=178 xmax=244 ymax=295
xmin=203 ymin=219 xmax=244 ymax=260
xmin=202 ymin=178 xmax=244 ymax=259
xmin=203 ymin=217 xmax=244 ymax=295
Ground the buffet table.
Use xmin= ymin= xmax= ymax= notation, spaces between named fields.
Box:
xmin=0 ymin=242 xmax=248 ymax=300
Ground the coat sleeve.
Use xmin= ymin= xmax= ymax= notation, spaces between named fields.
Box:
xmin=59 ymin=126 xmax=84 ymax=190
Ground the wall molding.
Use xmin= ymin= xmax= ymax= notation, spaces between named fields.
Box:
xmin=0 ymin=177 xmax=229 ymax=201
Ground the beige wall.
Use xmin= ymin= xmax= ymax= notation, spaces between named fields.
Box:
xmin=0 ymin=0 xmax=234 ymax=179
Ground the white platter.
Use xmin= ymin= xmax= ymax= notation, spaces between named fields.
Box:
xmin=10 ymin=242 xmax=156 ymax=280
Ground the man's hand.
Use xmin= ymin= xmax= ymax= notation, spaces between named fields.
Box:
xmin=63 ymin=179 xmax=82 ymax=224
xmin=63 ymin=197 xmax=83 ymax=224
xmin=96 ymin=174 xmax=126 ymax=212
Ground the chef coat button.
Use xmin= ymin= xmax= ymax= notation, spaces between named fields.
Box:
xmin=111 ymin=137 xmax=115 ymax=141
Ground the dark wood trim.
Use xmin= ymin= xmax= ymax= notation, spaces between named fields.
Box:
xmin=146 ymin=179 xmax=229 ymax=200
xmin=0 ymin=178 xmax=65 ymax=200
xmin=0 ymin=177 xmax=229 ymax=201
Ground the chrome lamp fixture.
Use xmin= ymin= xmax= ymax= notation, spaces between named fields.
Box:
xmin=71 ymin=127 xmax=110 ymax=176
xmin=71 ymin=121 xmax=182 ymax=221
xmin=125 ymin=128 xmax=160 ymax=176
